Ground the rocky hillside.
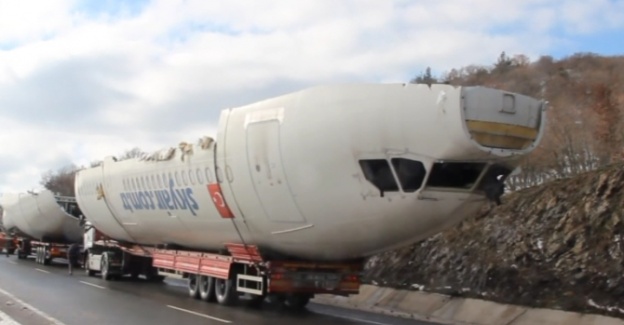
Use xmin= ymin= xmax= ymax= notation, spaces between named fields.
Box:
xmin=364 ymin=163 xmax=624 ymax=318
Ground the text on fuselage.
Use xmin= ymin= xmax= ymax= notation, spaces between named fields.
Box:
xmin=120 ymin=179 xmax=199 ymax=216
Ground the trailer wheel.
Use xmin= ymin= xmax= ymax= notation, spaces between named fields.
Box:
xmin=284 ymin=294 xmax=311 ymax=311
xmin=84 ymin=253 xmax=96 ymax=276
xmin=101 ymin=252 xmax=112 ymax=281
xmin=188 ymin=275 xmax=200 ymax=299
xmin=36 ymin=247 xmax=45 ymax=264
xmin=214 ymin=277 xmax=238 ymax=306
xmin=199 ymin=276 xmax=216 ymax=302
xmin=42 ymin=248 xmax=51 ymax=265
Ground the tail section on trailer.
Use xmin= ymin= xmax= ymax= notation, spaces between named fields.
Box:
xmin=3 ymin=194 xmax=83 ymax=264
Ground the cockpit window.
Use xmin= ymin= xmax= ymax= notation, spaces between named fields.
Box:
xmin=391 ymin=158 xmax=426 ymax=192
xmin=426 ymin=162 xmax=486 ymax=189
xmin=359 ymin=159 xmax=399 ymax=195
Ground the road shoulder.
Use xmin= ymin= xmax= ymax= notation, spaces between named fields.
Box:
xmin=0 ymin=287 xmax=65 ymax=325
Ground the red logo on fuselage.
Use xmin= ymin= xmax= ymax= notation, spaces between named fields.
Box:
xmin=208 ymin=183 xmax=234 ymax=218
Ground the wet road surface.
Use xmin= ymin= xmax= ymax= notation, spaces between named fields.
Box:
xmin=0 ymin=255 xmax=439 ymax=325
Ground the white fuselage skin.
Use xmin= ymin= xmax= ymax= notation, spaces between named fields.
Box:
xmin=0 ymin=190 xmax=83 ymax=243
xmin=75 ymin=83 xmax=546 ymax=261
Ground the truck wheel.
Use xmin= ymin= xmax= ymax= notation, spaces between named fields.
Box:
xmin=214 ymin=277 xmax=238 ymax=306
xmin=36 ymin=247 xmax=44 ymax=264
xmin=188 ymin=275 xmax=200 ymax=299
xmin=84 ymin=254 xmax=96 ymax=276
xmin=284 ymin=294 xmax=311 ymax=311
xmin=101 ymin=252 xmax=112 ymax=281
xmin=43 ymin=248 xmax=51 ymax=265
xmin=199 ymin=276 xmax=216 ymax=302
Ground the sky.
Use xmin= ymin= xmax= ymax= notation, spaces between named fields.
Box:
xmin=0 ymin=0 xmax=623 ymax=193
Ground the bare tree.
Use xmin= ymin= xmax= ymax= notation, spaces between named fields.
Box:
xmin=40 ymin=164 xmax=79 ymax=197
xmin=411 ymin=67 xmax=437 ymax=86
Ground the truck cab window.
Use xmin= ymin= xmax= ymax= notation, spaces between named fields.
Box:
xmin=391 ymin=158 xmax=426 ymax=192
xmin=359 ymin=159 xmax=399 ymax=196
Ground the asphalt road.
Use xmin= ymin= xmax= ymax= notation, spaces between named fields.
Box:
xmin=0 ymin=255 xmax=438 ymax=325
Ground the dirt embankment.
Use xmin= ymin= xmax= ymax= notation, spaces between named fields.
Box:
xmin=365 ymin=163 xmax=624 ymax=317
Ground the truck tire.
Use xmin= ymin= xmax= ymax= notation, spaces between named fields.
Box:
xmin=36 ymin=247 xmax=45 ymax=264
xmin=101 ymin=252 xmax=112 ymax=281
xmin=84 ymin=253 xmax=96 ymax=276
xmin=215 ymin=277 xmax=238 ymax=306
xmin=188 ymin=275 xmax=200 ymax=299
xmin=284 ymin=294 xmax=311 ymax=311
xmin=199 ymin=276 xmax=216 ymax=302
xmin=43 ymin=248 xmax=51 ymax=265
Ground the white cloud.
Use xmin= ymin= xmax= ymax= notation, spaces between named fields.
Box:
xmin=0 ymin=0 xmax=622 ymax=193
xmin=0 ymin=0 xmax=75 ymax=45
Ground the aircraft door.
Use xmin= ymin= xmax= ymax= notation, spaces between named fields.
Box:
xmin=246 ymin=120 xmax=306 ymax=223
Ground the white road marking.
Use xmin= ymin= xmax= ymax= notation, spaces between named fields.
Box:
xmin=79 ymin=281 xmax=106 ymax=289
xmin=333 ymin=316 xmax=391 ymax=325
xmin=166 ymin=305 xmax=232 ymax=323
xmin=0 ymin=308 xmax=20 ymax=325
xmin=7 ymin=261 xmax=17 ymax=265
xmin=35 ymin=268 xmax=50 ymax=274
xmin=0 ymin=287 xmax=67 ymax=325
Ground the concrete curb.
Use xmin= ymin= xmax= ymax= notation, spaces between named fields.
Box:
xmin=311 ymin=285 xmax=624 ymax=325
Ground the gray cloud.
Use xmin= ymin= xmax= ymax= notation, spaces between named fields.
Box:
xmin=0 ymin=54 xmax=136 ymax=128
xmin=112 ymin=78 xmax=314 ymax=144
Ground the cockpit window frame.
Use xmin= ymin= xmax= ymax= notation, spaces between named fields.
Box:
xmin=358 ymin=159 xmax=400 ymax=196
xmin=390 ymin=158 xmax=427 ymax=192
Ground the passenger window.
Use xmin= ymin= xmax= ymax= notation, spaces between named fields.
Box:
xmin=391 ymin=158 xmax=426 ymax=192
xmin=359 ymin=159 xmax=399 ymax=196
xmin=182 ymin=170 xmax=188 ymax=186
xmin=426 ymin=162 xmax=486 ymax=189
xmin=175 ymin=171 xmax=181 ymax=186
xmin=197 ymin=168 xmax=204 ymax=184
xmin=189 ymin=170 xmax=196 ymax=185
